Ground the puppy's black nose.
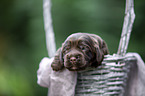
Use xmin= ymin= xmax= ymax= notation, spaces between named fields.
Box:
xmin=70 ymin=57 xmax=77 ymax=63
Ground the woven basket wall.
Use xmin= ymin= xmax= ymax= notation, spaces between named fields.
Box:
xmin=75 ymin=55 xmax=136 ymax=96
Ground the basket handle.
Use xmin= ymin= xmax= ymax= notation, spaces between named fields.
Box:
xmin=43 ymin=0 xmax=56 ymax=57
xmin=117 ymin=0 xmax=135 ymax=56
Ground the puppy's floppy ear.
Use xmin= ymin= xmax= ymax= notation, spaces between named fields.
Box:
xmin=101 ymin=40 xmax=109 ymax=55
xmin=91 ymin=40 xmax=109 ymax=67
xmin=51 ymin=48 xmax=64 ymax=71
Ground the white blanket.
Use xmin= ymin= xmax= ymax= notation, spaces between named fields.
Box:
xmin=37 ymin=57 xmax=77 ymax=96
xmin=124 ymin=53 xmax=145 ymax=96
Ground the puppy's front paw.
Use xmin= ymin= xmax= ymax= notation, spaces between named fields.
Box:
xmin=51 ymin=62 xmax=64 ymax=71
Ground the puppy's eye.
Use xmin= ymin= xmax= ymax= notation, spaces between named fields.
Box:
xmin=79 ymin=45 xmax=87 ymax=50
xmin=66 ymin=46 xmax=71 ymax=50
xmin=63 ymin=45 xmax=71 ymax=53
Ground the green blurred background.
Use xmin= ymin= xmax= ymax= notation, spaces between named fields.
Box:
xmin=0 ymin=0 xmax=145 ymax=95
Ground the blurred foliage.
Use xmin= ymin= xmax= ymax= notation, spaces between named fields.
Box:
xmin=0 ymin=0 xmax=145 ymax=95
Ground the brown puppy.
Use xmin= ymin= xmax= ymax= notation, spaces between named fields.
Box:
xmin=51 ymin=33 xmax=109 ymax=71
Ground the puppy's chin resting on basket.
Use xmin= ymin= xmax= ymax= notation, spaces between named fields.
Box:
xmin=51 ymin=33 xmax=109 ymax=71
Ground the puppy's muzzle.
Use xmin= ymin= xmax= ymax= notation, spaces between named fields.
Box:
xmin=67 ymin=53 xmax=82 ymax=65
xmin=70 ymin=57 xmax=77 ymax=64
xmin=64 ymin=50 xmax=86 ymax=71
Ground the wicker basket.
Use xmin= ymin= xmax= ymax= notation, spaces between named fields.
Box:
xmin=75 ymin=55 xmax=136 ymax=96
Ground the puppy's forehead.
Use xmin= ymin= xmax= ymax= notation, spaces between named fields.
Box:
xmin=65 ymin=33 xmax=82 ymax=41
xmin=64 ymin=33 xmax=93 ymax=43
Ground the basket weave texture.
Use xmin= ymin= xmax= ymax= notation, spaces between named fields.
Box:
xmin=75 ymin=55 xmax=136 ymax=96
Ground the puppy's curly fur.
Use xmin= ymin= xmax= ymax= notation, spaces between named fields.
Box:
xmin=51 ymin=33 xmax=109 ymax=71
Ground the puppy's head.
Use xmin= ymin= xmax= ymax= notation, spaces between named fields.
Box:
xmin=51 ymin=33 xmax=109 ymax=71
